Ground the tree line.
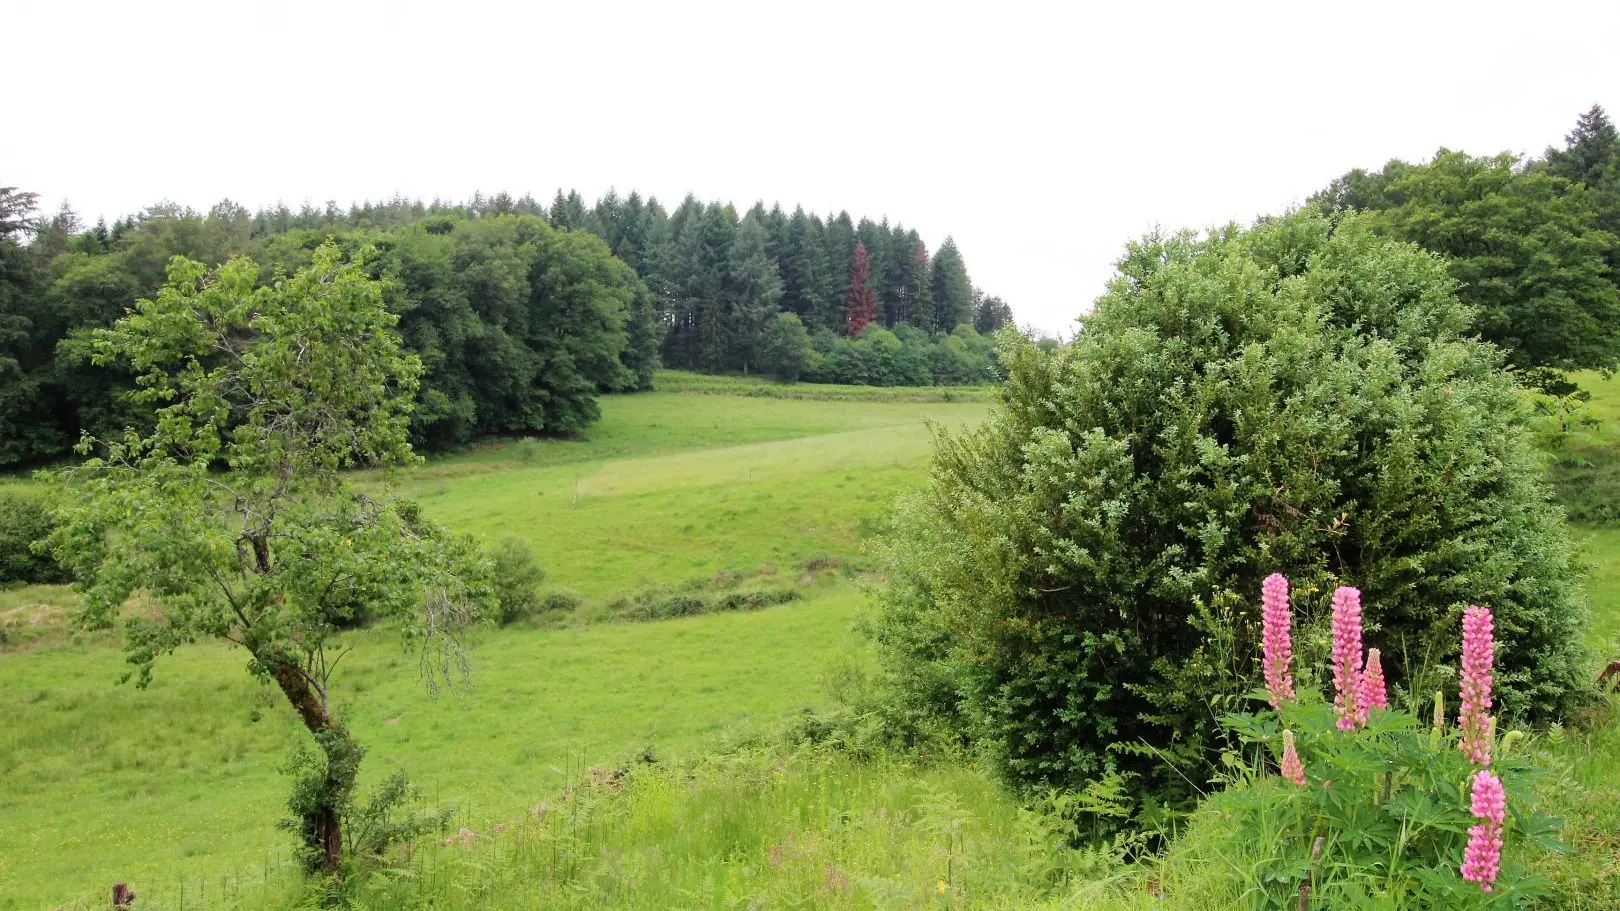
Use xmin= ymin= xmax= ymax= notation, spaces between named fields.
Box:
xmin=0 ymin=187 xmax=1016 ymax=468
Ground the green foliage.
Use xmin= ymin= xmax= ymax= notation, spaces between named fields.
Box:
xmin=282 ymin=743 xmax=452 ymax=873
xmin=1218 ymin=696 xmax=1557 ymax=908
xmin=802 ymin=322 xmax=998 ymax=386
xmin=872 ymin=211 xmax=1591 ymax=801
xmin=1542 ymin=105 xmax=1619 ymax=236
xmin=489 ymin=536 xmax=547 ymax=626
xmin=1316 ymin=149 xmax=1620 ymax=388
xmin=0 ymin=490 xmax=67 ymax=584
xmin=761 ymin=311 xmax=812 ymax=381
xmin=39 ymin=245 xmax=492 ymax=871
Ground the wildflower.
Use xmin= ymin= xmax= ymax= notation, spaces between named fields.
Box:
xmin=1460 ymin=769 xmax=1506 ymax=891
xmin=1361 ymin=648 xmax=1388 ymax=714
xmin=1331 ymin=586 xmax=1365 ymax=731
xmin=1279 ymin=729 xmax=1306 ymax=786
xmin=1261 ymin=573 xmax=1295 ymax=708
xmin=1458 ymin=605 xmax=1494 ymax=766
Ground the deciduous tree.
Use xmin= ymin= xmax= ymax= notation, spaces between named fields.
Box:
xmin=44 ymin=245 xmax=492 ymax=873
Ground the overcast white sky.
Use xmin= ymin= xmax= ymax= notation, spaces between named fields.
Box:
xmin=7 ymin=1 xmax=1618 ymax=335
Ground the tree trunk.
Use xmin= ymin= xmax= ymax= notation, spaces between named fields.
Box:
xmin=270 ymin=659 xmax=358 ymax=875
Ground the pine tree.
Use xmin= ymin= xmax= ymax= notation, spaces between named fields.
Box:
xmin=727 ymin=216 xmax=785 ymax=374
xmin=844 ymin=242 xmax=879 ymax=338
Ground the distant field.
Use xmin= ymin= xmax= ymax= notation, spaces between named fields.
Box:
xmin=652 ymin=369 xmax=995 ymax=402
xmin=0 ymin=388 xmax=980 ymax=909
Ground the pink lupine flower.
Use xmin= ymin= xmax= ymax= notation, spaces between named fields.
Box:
xmin=1260 ymin=573 xmax=1295 ymax=708
xmin=1458 ymin=605 xmax=1494 ymax=766
xmin=1361 ymin=647 xmax=1388 ymax=714
xmin=1460 ymin=769 xmax=1506 ymax=891
xmin=1331 ymin=586 xmax=1365 ymax=731
xmin=1279 ymin=729 xmax=1306 ymax=786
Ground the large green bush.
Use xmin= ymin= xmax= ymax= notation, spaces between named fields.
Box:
xmin=0 ymin=490 xmax=67 ymax=585
xmin=871 ymin=211 xmax=1590 ymax=798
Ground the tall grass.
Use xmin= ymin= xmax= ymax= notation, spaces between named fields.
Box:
xmin=240 ymin=750 xmax=1160 ymax=911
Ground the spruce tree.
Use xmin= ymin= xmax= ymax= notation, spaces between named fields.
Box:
xmin=930 ymin=237 xmax=973 ymax=329
xmin=821 ymin=212 xmax=857 ymax=331
xmin=1544 ymin=105 xmax=1619 ymax=191
xmin=780 ymin=206 xmax=823 ymax=323
xmin=901 ymin=235 xmax=934 ymax=329
xmin=844 ymin=242 xmax=879 ymax=337
xmin=727 ymin=216 xmax=785 ymax=374
xmin=693 ymin=203 xmax=736 ymax=372
xmin=972 ymin=290 xmax=1014 ymax=333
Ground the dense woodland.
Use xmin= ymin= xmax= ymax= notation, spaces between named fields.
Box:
xmin=0 ymin=186 xmax=1014 ymax=468
xmin=1312 ymin=105 xmax=1620 ymax=391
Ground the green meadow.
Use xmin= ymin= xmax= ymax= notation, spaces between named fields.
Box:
xmin=0 ymin=382 xmax=982 ymax=909
xmin=2 ymin=374 xmax=1618 ymax=910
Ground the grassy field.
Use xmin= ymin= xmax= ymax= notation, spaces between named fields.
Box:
xmin=0 ymin=388 xmax=982 ymax=909
xmin=386 ymin=392 xmax=984 ymax=597
xmin=4 ymin=374 xmax=1619 ymax=910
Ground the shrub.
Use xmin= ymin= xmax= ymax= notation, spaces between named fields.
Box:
xmin=0 ymin=491 xmax=68 ymax=585
xmin=489 ymin=537 xmax=546 ymax=626
xmin=538 ymin=589 xmax=584 ymax=616
xmin=610 ymin=585 xmax=800 ymax=622
xmin=871 ymin=211 xmax=1590 ymax=799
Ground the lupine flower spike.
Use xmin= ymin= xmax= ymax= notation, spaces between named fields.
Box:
xmin=1460 ymin=769 xmax=1505 ymax=891
xmin=1279 ymin=729 xmax=1306 ymax=786
xmin=1330 ymin=586 xmax=1365 ymax=731
xmin=1458 ymin=605 xmax=1495 ymax=766
xmin=1260 ymin=573 xmax=1295 ymax=708
xmin=1361 ymin=647 xmax=1388 ymax=715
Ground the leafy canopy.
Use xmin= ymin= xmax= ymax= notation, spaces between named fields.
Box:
xmin=45 ymin=242 xmax=490 ymax=688
xmin=1315 ymin=150 xmax=1620 ymax=388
